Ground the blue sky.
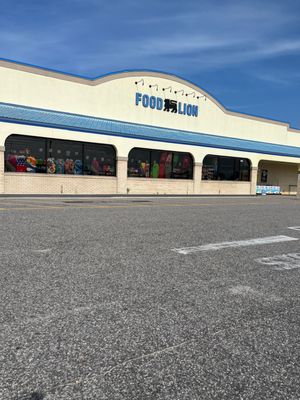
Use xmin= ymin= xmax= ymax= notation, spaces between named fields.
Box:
xmin=1 ymin=0 xmax=300 ymax=128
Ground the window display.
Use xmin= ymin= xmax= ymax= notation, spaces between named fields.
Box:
xmin=5 ymin=135 xmax=116 ymax=176
xmin=127 ymin=149 xmax=150 ymax=178
xmin=172 ymin=152 xmax=193 ymax=179
xmin=47 ymin=139 xmax=82 ymax=175
xmin=5 ymin=136 xmax=47 ymax=173
xmin=202 ymin=155 xmax=250 ymax=181
xmin=84 ymin=144 xmax=116 ymax=176
xmin=128 ymin=148 xmax=193 ymax=179
xmin=201 ymin=155 xmax=217 ymax=180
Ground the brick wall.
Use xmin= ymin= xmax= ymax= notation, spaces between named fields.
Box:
xmin=127 ymin=178 xmax=195 ymax=195
xmin=4 ymin=174 xmax=117 ymax=195
xmin=3 ymin=173 xmax=255 ymax=195
xmin=200 ymin=181 xmax=251 ymax=195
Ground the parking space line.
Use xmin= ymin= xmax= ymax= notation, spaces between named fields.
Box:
xmin=172 ymin=235 xmax=298 ymax=255
xmin=287 ymin=226 xmax=300 ymax=231
xmin=256 ymin=253 xmax=300 ymax=270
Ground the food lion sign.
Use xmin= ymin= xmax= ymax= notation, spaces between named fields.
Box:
xmin=135 ymin=92 xmax=199 ymax=117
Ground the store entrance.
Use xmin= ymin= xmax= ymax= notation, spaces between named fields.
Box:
xmin=257 ymin=160 xmax=298 ymax=195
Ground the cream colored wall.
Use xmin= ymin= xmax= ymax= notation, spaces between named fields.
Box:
xmin=297 ymin=170 xmax=300 ymax=197
xmin=0 ymin=66 xmax=94 ymax=117
xmin=0 ymin=65 xmax=299 ymax=149
xmin=286 ymin=130 xmax=300 ymax=147
xmin=116 ymin=157 xmax=128 ymax=194
xmin=257 ymin=161 xmax=298 ymax=194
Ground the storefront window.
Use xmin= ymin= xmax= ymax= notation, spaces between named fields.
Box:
xmin=5 ymin=135 xmax=47 ymax=173
xmin=128 ymin=148 xmax=193 ymax=179
xmin=83 ymin=144 xmax=116 ymax=176
xmin=4 ymin=135 xmax=116 ymax=176
xmin=150 ymin=150 xmax=161 ymax=178
xmin=239 ymin=159 xmax=251 ymax=181
xmin=47 ymin=139 xmax=83 ymax=175
xmin=172 ymin=152 xmax=193 ymax=179
xmin=202 ymin=155 xmax=250 ymax=181
xmin=128 ymin=148 xmax=151 ymax=177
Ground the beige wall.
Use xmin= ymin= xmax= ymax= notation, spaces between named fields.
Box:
xmin=193 ymin=163 xmax=202 ymax=195
xmin=297 ymin=170 xmax=300 ymax=197
xmin=250 ymin=167 xmax=258 ymax=195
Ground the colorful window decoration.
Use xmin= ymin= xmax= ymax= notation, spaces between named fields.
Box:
xmin=5 ymin=135 xmax=116 ymax=176
xmin=128 ymin=148 xmax=193 ymax=179
xmin=202 ymin=155 xmax=250 ymax=181
xmin=5 ymin=136 xmax=47 ymax=173
xmin=83 ymin=143 xmax=116 ymax=176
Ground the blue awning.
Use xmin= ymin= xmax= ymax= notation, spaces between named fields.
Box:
xmin=0 ymin=102 xmax=300 ymax=158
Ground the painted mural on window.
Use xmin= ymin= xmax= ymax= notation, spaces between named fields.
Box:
xmin=128 ymin=148 xmax=193 ymax=179
xmin=5 ymin=135 xmax=116 ymax=176
xmin=5 ymin=136 xmax=47 ymax=173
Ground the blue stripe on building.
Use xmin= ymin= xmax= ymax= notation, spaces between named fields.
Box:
xmin=0 ymin=102 xmax=300 ymax=158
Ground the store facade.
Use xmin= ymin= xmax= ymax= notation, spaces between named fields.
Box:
xmin=0 ymin=59 xmax=300 ymax=195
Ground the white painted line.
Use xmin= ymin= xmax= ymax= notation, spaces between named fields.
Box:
xmin=287 ymin=226 xmax=300 ymax=231
xmin=228 ymin=285 xmax=282 ymax=301
xmin=256 ymin=253 xmax=300 ymax=270
xmin=172 ymin=235 xmax=298 ymax=255
xmin=33 ymin=248 xmax=52 ymax=254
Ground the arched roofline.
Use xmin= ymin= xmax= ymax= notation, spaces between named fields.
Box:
xmin=0 ymin=57 xmax=299 ymax=132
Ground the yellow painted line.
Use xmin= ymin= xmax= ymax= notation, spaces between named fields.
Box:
xmin=0 ymin=205 xmax=69 ymax=211
xmin=0 ymin=201 xmax=265 ymax=212
xmin=0 ymin=202 xmax=57 ymax=207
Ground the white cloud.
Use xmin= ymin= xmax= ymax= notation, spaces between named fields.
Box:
xmin=0 ymin=0 xmax=299 ymax=78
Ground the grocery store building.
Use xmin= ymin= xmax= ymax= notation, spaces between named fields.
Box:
xmin=0 ymin=59 xmax=300 ymax=196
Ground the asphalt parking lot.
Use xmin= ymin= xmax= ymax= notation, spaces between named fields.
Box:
xmin=0 ymin=195 xmax=299 ymax=400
